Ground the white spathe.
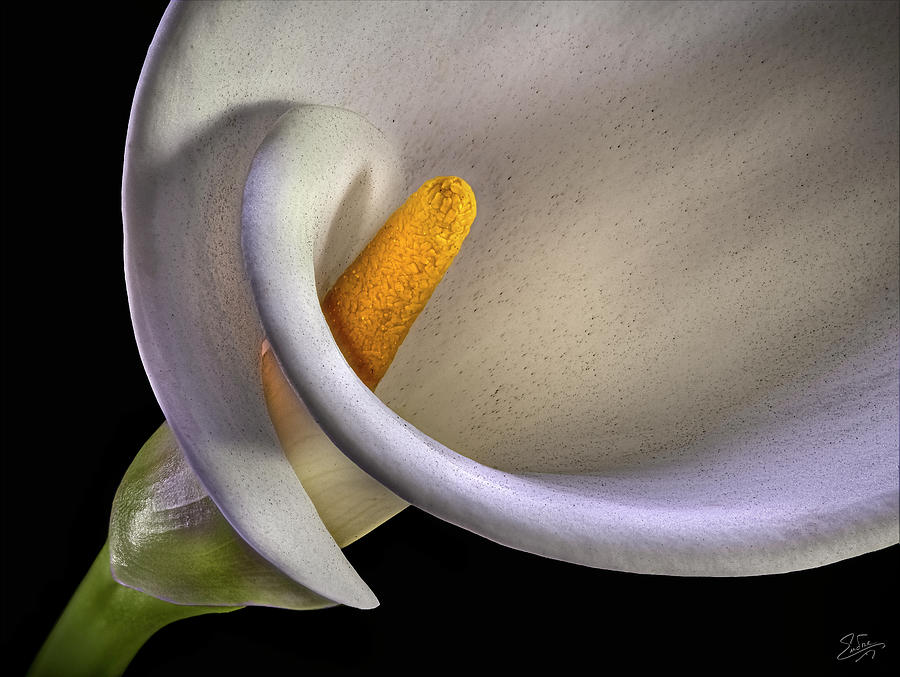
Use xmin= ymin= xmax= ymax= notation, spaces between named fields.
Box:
xmin=125 ymin=1 xmax=899 ymax=606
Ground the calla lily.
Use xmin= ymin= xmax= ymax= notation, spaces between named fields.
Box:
xmin=124 ymin=0 xmax=897 ymax=606
xmin=34 ymin=2 xmax=899 ymax=671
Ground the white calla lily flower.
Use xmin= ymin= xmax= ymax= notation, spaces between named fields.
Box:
xmin=124 ymin=0 xmax=898 ymax=610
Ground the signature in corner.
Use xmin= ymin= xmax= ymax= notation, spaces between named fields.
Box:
xmin=837 ymin=633 xmax=886 ymax=662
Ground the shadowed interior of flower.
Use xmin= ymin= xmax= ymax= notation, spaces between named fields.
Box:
xmin=262 ymin=344 xmax=407 ymax=548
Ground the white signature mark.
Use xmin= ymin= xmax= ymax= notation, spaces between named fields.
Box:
xmin=837 ymin=633 xmax=886 ymax=662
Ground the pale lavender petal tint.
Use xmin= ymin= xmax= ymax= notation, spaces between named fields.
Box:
xmin=126 ymin=0 xmax=898 ymax=588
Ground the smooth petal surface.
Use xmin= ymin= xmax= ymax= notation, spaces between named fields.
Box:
xmin=129 ymin=1 xmax=899 ymax=576
xmin=109 ymin=423 xmax=333 ymax=610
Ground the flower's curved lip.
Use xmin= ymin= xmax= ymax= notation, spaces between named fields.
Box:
xmin=242 ymin=106 xmax=898 ymax=576
xmin=245 ymin=114 xmax=898 ymax=572
xmin=126 ymin=0 xmax=898 ymax=586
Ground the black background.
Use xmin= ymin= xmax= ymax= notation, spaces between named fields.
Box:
xmin=1 ymin=3 xmax=896 ymax=676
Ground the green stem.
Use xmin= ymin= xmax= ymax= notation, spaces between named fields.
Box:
xmin=28 ymin=541 xmax=241 ymax=677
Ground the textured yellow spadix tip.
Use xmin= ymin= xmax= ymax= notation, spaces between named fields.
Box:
xmin=322 ymin=176 xmax=476 ymax=390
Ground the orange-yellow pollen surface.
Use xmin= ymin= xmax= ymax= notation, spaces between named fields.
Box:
xmin=322 ymin=176 xmax=476 ymax=390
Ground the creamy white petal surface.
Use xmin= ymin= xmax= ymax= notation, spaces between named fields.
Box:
xmin=127 ymin=0 xmax=899 ymax=583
